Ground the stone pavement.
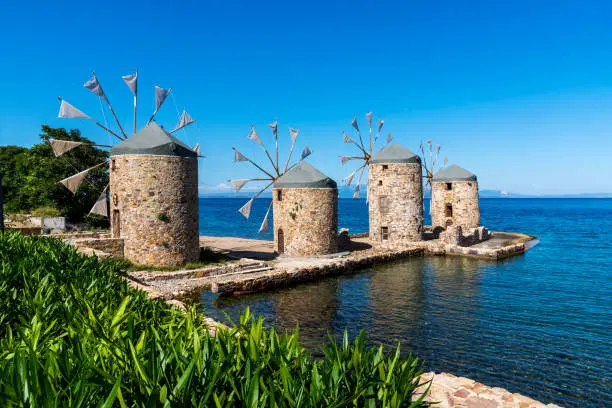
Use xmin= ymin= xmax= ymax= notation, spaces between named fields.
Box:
xmin=417 ymin=372 xmax=563 ymax=408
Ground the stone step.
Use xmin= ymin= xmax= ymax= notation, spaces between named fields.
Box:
xmin=210 ymin=266 xmax=275 ymax=281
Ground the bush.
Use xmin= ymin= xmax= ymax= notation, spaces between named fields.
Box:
xmin=30 ymin=206 xmax=61 ymax=217
xmin=0 ymin=232 xmax=430 ymax=406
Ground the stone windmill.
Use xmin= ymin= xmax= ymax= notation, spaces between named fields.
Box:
xmin=430 ymin=164 xmax=480 ymax=231
xmin=230 ymin=123 xmax=337 ymax=256
xmin=53 ymin=71 xmax=203 ymax=266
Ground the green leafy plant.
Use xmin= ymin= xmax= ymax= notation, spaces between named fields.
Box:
xmin=31 ymin=206 xmax=61 ymax=217
xmin=0 ymin=231 xmax=431 ymax=407
xmin=157 ymin=212 xmax=170 ymax=223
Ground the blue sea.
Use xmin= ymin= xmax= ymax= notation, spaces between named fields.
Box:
xmin=198 ymin=198 xmax=612 ymax=407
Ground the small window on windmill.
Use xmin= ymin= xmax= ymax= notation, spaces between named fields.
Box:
xmin=378 ymin=180 xmax=383 ymax=186
xmin=277 ymin=190 xmax=282 ymax=201
xmin=379 ymin=196 xmax=389 ymax=213
xmin=382 ymin=165 xmax=389 ymax=170
xmin=381 ymin=226 xmax=389 ymax=241
xmin=111 ymin=159 xmax=116 ymax=171
xmin=445 ymin=204 xmax=453 ymax=217
xmin=445 ymin=182 xmax=452 ymax=191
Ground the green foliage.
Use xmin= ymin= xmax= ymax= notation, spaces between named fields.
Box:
xmin=0 ymin=126 xmax=109 ymax=224
xmin=157 ymin=212 xmax=170 ymax=223
xmin=30 ymin=206 xmax=61 ymax=217
xmin=0 ymin=232 xmax=431 ymax=407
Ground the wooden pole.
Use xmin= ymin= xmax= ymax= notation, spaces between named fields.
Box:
xmin=133 ymin=69 xmax=138 ymax=135
xmin=92 ymin=71 xmax=127 ymax=139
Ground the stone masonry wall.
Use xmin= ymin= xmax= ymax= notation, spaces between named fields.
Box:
xmin=110 ymin=154 xmax=199 ymax=266
xmin=72 ymin=238 xmax=125 ymax=258
xmin=272 ymin=188 xmax=337 ymax=256
xmin=431 ymin=180 xmax=480 ymax=230
xmin=368 ymin=163 xmax=423 ymax=247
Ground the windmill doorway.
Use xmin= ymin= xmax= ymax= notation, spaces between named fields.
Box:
xmin=277 ymin=229 xmax=284 ymax=254
xmin=112 ymin=210 xmax=121 ymax=237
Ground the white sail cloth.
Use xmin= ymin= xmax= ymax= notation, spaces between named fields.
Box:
xmin=155 ymin=86 xmax=170 ymax=110
xmin=122 ymin=72 xmax=138 ymax=95
xmin=172 ymin=110 xmax=196 ymax=133
xmin=58 ymin=162 xmax=105 ymax=194
xmin=89 ymin=186 xmax=108 ymax=217
xmin=258 ymin=204 xmax=271 ymax=233
xmin=83 ymin=74 xmax=107 ymax=102
xmin=58 ymin=100 xmax=90 ymax=119
xmin=49 ymin=139 xmax=83 ymax=157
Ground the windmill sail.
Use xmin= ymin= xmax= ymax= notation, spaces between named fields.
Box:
xmin=289 ymin=128 xmax=299 ymax=144
xmin=351 ymin=115 xmax=359 ymax=132
xmin=238 ymin=199 xmax=253 ymax=219
xmin=59 ymin=169 xmax=90 ymax=194
xmin=83 ymin=74 xmax=108 ymax=102
xmin=258 ymin=204 xmax=272 ymax=233
xmin=353 ymin=185 xmax=361 ymax=199
xmin=343 ymin=132 xmax=354 ymax=143
xmin=49 ymin=139 xmax=84 ymax=157
xmin=268 ymin=121 xmax=278 ymax=138
xmin=122 ymin=72 xmax=138 ymax=96
xmin=171 ymin=110 xmax=196 ymax=133
xmin=344 ymin=170 xmax=356 ymax=185
xmin=58 ymin=100 xmax=90 ymax=119
xmin=89 ymin=187 xmax=108 ymax=217
xmin=301 ymin=145 xmax=312 ymax=160
xmin=155 ymin=86 xmax=170 ymax=110
xmin=58 ymin=162 xmax=106 ymax=194
xmin=230 ymin=179 xmax=250 ymax=192
xmin=234 ymin=149 xmax=249 ymax=162
xmin=248 ymin=127 xmax=263 ymax=146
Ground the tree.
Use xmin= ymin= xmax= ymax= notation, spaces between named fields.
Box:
xmin=0 ymin=126 xmax=109 ymax=225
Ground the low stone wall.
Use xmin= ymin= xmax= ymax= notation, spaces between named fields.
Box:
xmin=7 ymin=227 xmax=41 ymax=235
xmin=212 ymin=247 xmax=424 ymax=295
xmin=416 ymin=372 xmax=561 ymax=408
xmin=446 ymin=242 xmax=526 ymax=260
xmin=439 ymin=226 xmax=490 ymax=247
xmin=72 ymin=238 xmax=125 ymax=258
xmin=52 ymin=231 xmax=111 ymax=240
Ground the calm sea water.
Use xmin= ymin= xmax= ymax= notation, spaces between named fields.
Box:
xmin=198 ymin=198 xmax=612 ymax=407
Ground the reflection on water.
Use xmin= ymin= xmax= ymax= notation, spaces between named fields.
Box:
xmin=201 ymin=254 xmax=610 ymax=408
xmin=200 ymin=199 xmax=612 ymax=407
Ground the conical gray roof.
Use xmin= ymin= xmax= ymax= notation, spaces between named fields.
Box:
xmin=433 ymin=164 xmax=477 ymax=182
xmin=111 ymin=122 xmax=197 ymax=158
xmin=274 ymin=161 xmax=337 ymax=189
xmin=369 ymin=142 xmax=420 ymax=164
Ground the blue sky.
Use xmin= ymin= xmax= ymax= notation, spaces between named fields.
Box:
xmin=1 ymin=0 xmax=611 ymax=195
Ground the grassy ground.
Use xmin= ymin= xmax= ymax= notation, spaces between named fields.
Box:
xmin=125 ymin=247 xmax=227 ymax=272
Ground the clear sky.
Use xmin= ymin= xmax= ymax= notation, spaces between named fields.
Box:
xmin=1 ymin=0 xmax=611 ymax=195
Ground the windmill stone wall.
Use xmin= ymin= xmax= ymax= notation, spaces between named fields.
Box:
xmin=109 ymin=123 xmax=199 ymax=266
xmin=367 ymin=143 xmax=424 ymax=247
xmin=431 ymin=165 xmax=480 ymax=231
xmin=272 ymin=162 xmax=338 ymax=257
